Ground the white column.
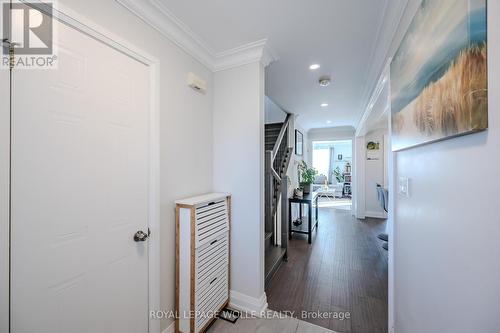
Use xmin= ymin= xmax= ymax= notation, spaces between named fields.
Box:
xmin=354 ymin=135 xmax=366 ymax=219
xmin=212 ymin=44 xmax=276 ymax=313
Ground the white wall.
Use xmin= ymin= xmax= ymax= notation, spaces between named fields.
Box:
xmin=213 ymin=62 xmax=267 ymax=310
xmin=287 ymin=117 xmax=308 ymax=191
xmin=364 ymin=130 xmax=387 ymax=218
xmin=57 ymin=1 xmax=214 ymax=331
xmin=354 ymin=70 xmax=390 ymax=220
xmin=265 ymin=96 xmax=287 ymax=124
xmin=308 ymin=126 xmax=354 ymax=208
xmin=393 ymin=1 xmax=500 ymax=332
xmin=307 ymin=126 xmax=355 ymax=164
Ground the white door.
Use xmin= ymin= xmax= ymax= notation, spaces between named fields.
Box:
xmin=10 ymin=14 xmax=151 ymax=333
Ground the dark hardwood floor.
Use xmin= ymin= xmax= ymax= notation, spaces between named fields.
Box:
xmin=266 ymin=208 xmax=388 ymax=333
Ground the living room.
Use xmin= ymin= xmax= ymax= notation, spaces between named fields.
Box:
xmin=311 ymin=139 xmax=353 ymax=210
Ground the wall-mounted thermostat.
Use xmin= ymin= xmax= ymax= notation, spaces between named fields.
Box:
xmin=187 ymin=72 xmax=207 ymax=94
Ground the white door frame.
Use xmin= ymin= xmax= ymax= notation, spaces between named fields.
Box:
xmin=0 ymin=40 xmax=11 ymax=333
xmin=0 ymin=2 xmax=161 ymax=332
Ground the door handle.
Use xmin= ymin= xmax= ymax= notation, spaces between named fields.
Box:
xmin=134 ymin=230 xmax=149 ymax=242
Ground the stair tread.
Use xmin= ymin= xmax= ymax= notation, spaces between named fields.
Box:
xmin=265 ymin=122 xmax=284 ymax=128
xmin=265 ymin=246 xmax=287 ymax=285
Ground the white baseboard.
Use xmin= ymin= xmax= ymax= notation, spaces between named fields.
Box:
xmin=160 ymin=291 xmax=267 ymax=332
xmin=356 ymin=213 xmax=366 ymax=219
xmin=365 ymin=210 xmax=388 ymax=219
xmin=229 ymin=290 xmax=268 ymax=315
xmin=162 ymin=321 xmax=175 ymax=333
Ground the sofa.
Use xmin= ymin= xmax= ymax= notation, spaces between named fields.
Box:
xmin=313 ymin=174 xmax=344 ymax=197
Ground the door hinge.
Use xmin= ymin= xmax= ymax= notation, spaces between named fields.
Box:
xmin=1 ymin=38 xmax=17 ymax=70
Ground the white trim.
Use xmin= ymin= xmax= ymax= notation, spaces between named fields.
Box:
xmin=365 ymin=211 xmax=388 ymax=219
xmin=147 ymin=51 xmax=161 ymax=333
xmin=162 ymin=322 xmax=175 ymax=333
xmin=11 ymin=2 xmax=162 ymax=332
xmin=354 ymin=136 xmax=366 ymax=219
xmin=115 ymin=0 xmax=278 ymax=72
xmin=116 ymin=0 xmax=214 ymax=69
xmin=356 ymin=0 xmax=390 ymax=121
xmin=356 ymin=63 xmax=390 ymax=137
xmin=214 ymin=39 xmax=278 ymax=72
xmin=229 ymin=290 xmax=268 ymax=315
xmin=387 ymin=72 xmax=396 ymax=333
xmin=0 ymin=37 xmax=10 ymax=333
xmin=356 ymin=0 xmax=410 ymax=130
xmin=258 ymin=62 xmax=267 ymax=309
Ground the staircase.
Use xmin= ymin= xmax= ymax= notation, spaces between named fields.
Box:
xmin=264 ymin=115 xmax=293 ymax=287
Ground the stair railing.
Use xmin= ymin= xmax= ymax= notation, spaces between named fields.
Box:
xmin=271 ymin=114 xmax=292 ymax=180
xmin=265 ymin=114 xmax=292 ymax=246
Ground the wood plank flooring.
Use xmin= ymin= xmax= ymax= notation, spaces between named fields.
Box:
xmin=266 ymin=208 xmax=388 ymax=333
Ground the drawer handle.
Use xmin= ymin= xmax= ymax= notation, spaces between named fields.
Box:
xmin=210 ymin=277 xmax=217 ymax=285
xmin=208 ymin=201 xmax=216 ymax=206
xmin=210 ymin=239 xmax=218 ymax=245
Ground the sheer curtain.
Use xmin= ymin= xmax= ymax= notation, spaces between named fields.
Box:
xmin=328 ymin=146 xmax=335 ymax=184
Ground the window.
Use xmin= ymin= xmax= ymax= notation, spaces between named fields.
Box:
xmin=312 ymin=140 xmax=352 ymax=183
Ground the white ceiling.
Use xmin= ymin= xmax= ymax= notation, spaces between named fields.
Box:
xmin=159 ymin=0 xmax=402 ymax=130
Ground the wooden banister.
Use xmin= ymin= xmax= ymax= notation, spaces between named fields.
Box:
xmin=271 ymin=114 xmax=292 ymax=163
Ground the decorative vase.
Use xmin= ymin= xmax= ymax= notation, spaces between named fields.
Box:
xmin=302 ymin=183 xmax=311 ymax=194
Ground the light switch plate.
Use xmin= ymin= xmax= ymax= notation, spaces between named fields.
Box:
xmin=398 ymin=176 xmax=409 ymax=197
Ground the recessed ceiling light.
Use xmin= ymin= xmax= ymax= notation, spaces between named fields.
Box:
xmin=321 ymin=103 xmax=329 ymax=107
xmin=326 ymin=120 xmax=332 ymax=124
xmin=309 ymin=64 xmax=320 ymax=70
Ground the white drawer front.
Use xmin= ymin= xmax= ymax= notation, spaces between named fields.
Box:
xmin=194 ymin=232 xmax=229 ymax=332
xmin=195 ymin=199 xmax=229 ymax=247
xmin=195 ymin=271 xmax=228 ymax=332
xmin=195 ymin=233 xmax=228 ymax=293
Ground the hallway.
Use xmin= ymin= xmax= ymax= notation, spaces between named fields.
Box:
xmin=266 ymin=209 xmax=388 ymax=333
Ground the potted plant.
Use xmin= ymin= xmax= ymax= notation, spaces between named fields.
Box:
xmin=298 ymin=161 xmax=317 ymax=194
xmin=333 ymin=166 xmax=345 ymax=184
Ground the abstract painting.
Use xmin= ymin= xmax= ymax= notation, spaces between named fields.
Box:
xmin=391 ymin=0 xmax=488 ymax=151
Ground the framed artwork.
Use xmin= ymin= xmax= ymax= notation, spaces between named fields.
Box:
xmin=366 ymin=141 xmax=381 ymax=160
xmin=366 ymin=141 xmax=380 ymax=150
xmin=295 ymin=130 xmax=303 ymax=156
xmin=390 ymin=0 xmax=488 ymax=151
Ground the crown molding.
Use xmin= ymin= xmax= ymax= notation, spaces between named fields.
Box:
xmin=356 ymin=60 xmax=390 ymax=137
xmin=355 ymin=0 xmax=410 ymax=130
xmin=116 ymin=0 xmax=214 ymax=69
xmin=213 ymin=39 xmax=278 ymax=72
xmin=116 ymin=0 xmax=278 ymax=72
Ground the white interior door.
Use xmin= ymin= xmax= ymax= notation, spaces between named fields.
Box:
xmin=10 ymin=15 xmax=151 ymax=333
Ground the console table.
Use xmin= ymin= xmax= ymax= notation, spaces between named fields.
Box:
xmin=289 ymin=192 xmax=319 ymax=244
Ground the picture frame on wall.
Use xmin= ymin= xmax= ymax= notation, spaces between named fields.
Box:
xmin=295 ymin=130 xmax=303 ymax=156
xmin=390 ymin=0 xmax=488 ymax=151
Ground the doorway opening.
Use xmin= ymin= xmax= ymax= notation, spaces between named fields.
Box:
xmin=311 ymin=140 xmax=353 ymax=210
